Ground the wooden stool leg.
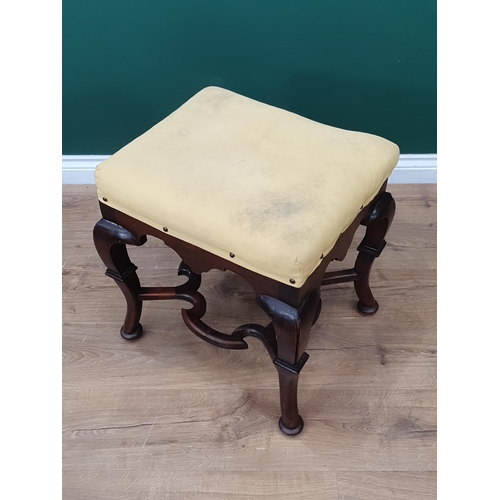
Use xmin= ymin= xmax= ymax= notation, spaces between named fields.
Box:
xmin=276 ymin=368 xmax=302 ymax=434
xmin=93 ymin=219 xmax=146 ymax=340
xmin=258 ymin=290 xmax=320 ymax=435
xmin=354 ymin=192 xmax=396 ymax=314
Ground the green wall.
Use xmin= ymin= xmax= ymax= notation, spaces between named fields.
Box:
xmin=63 ymin=1 xmax=436 ymax=154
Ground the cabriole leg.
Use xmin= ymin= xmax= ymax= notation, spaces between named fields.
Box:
xmin=354 ymin=192 xmax=396 ymax=314
xmin=93 ymin=218 xmax=146 ymax=340
xmin=258 ymin=290 xmax=320 ymax=435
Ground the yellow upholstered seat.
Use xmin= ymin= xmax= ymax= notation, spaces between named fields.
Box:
xmin=95 ymin=86 xmax=399 ymax=287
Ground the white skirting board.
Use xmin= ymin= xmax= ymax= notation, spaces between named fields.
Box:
xmin=62 ymin=154 xmax=437 ymax=184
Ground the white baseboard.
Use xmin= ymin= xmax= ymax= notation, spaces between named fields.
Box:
xmin=62 ymin=155 xmax=109 ymax=184
xmin=62 ymin=153 xmax=437 ymax=184
xmin=388 ymin=154 xmax=437 ymax=183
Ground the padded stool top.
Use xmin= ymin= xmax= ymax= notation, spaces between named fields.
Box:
xmin=95 ymin=87 xmax=399 ymax=287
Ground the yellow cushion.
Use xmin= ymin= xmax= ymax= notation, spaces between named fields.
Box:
xmin=95 ymin=86 xmax=399 ymax=287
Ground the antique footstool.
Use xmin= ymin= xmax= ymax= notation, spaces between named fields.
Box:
xmin=93 ymin=86 xmax=398 ymax=435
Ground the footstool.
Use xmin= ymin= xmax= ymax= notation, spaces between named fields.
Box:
xmin=93 ymin=86 xmax=398 ymax=435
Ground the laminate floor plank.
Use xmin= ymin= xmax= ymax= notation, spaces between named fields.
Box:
xmin=337 ymin=471 xmax=437 ymax=500
xmin=62 ymin=471 xmax=339 ymax=500
xmin=62 ymin=386 xmax=435 ymax=472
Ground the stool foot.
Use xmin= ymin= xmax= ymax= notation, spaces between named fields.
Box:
xmin=357 ymin=300 xmax=379 ymax=315
xmin=354 ymin=192 xmax=395 ymax=314
xmin=279 ymin=415 xmax=304 ymax=436
xmin=120 ymin=323 xmax=143 ymax=340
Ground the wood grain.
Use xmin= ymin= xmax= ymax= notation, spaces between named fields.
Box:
xmin=62 ymin=184 xmax=436 ymax=499
xmin=337 ymin=471 xmax=436 ymax=500
xmin=62 ymin=471 xmax=339 ymax=500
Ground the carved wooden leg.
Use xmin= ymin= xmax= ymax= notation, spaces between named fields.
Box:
xmin=354 ymin=192 xmax=396 ymax=314
xmin=257 ymin=290 xmax=320 ymax=435
xmin=93 ymin=219 xmax=146 ymax=340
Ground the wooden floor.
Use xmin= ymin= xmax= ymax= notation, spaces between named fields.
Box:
xmin=62 ymin=184 xmax=436 ymax=500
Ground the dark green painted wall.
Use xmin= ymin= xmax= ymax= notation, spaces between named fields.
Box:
xmin=63 ymin=0 xmax=436 ymax=154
